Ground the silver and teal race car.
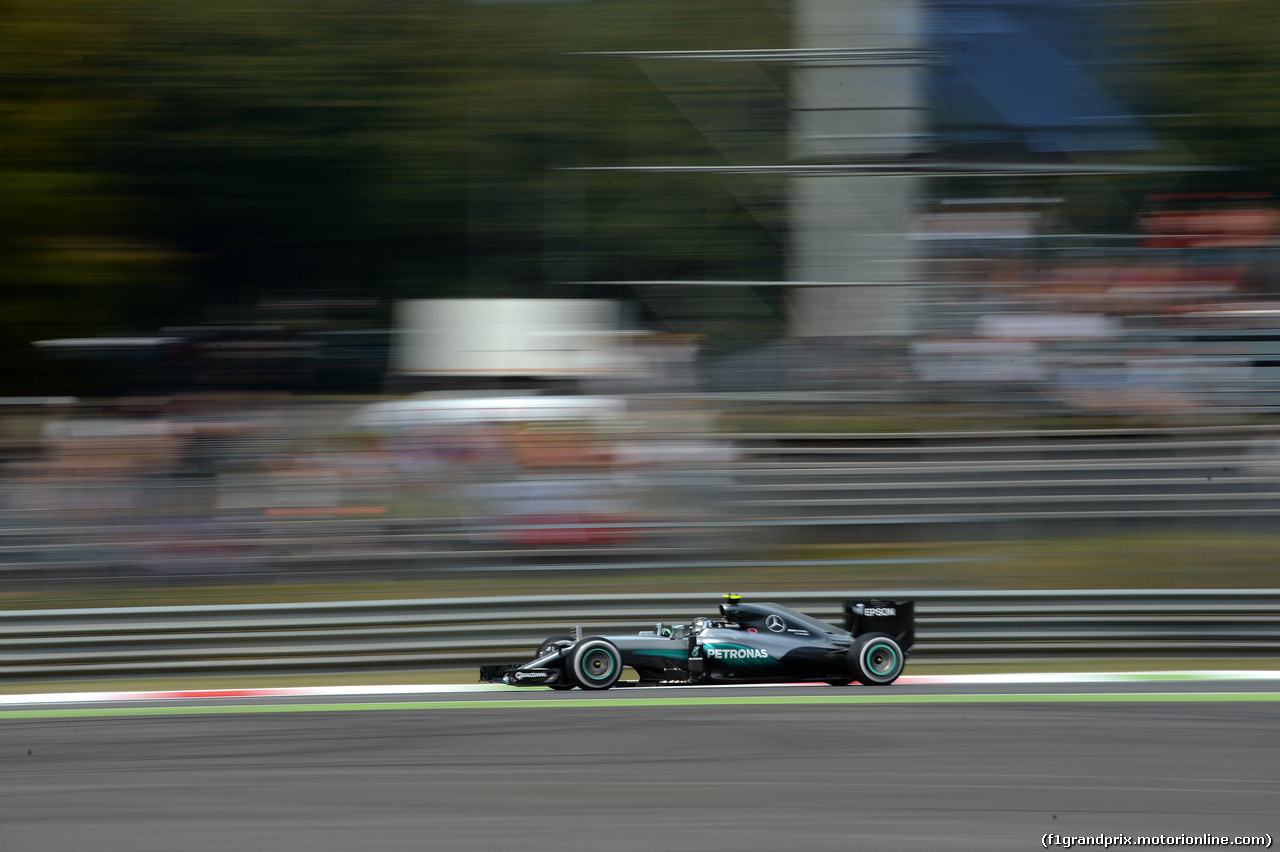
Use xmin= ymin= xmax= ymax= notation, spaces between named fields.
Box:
xmin=480 ymin=595 xmax=914 ymax=690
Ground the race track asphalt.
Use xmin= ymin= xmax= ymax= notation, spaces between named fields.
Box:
xmin=2 ymin=682 xmax=1277 ymax=852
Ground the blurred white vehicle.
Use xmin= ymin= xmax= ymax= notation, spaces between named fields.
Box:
xmin=350 ymin=395 xmax=627 ymax=434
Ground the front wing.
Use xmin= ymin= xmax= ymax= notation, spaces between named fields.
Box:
xmin=479 ymin=662 xmax=571 ymax=687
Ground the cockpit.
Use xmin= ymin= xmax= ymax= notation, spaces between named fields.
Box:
xmin=645 ymin=596 xmax=849 ymax=641
xmin=719 ymin=598 xmax=850 ymax=636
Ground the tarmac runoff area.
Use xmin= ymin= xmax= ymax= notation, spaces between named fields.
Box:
xmin=3 ymin=670 xmax=1280 ymax=717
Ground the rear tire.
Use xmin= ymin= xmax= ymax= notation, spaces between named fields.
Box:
xmin=568 ymin=638 xmax=622 ymax=690
xmin=849 ymin=633 xmax=904 ymax=685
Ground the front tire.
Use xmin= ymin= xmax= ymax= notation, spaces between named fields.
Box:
xmin=568 ymin=638 xmax=622 ymax=690
xmin=849 ymin=633 xmax=904 ymax=685
xmin=536 ymin=634 xmax=578 ymax=690
xmin=537 ymin=634 xmax=575 ymax=657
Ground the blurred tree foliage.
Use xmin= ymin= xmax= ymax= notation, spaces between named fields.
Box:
xmin=0 ymin=0 xmax=180 ymax=391
xmin=1149 ymin=0 xmax=1280 ymax=192
xmin=0 ymin=0 xmax=788 ymax=391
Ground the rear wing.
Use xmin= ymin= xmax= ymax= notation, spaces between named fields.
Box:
xmin=843 ymin=600 xmax=915 ymax=652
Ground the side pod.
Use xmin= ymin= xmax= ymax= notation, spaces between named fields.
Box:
xmin=844 ymin=599 xmax=915 ymax=653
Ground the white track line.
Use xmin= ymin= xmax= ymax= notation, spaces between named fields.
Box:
xmin=4 ymin=671 xmax=1280 ymax=706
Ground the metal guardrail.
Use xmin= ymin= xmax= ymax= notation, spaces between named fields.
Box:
xmin=3 ymin=589 xmax=1279 ymax=678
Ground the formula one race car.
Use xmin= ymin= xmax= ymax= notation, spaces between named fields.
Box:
xmin=479 ymin=595 xmax=914 ymax=690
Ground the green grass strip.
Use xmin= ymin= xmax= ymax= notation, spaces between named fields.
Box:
xmin=4 ymin=691 xmax=1280 ymax=720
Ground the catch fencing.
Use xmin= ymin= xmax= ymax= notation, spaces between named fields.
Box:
xmin=6 ymin=424 xmax=1280 ymax=585
xmin=3 ymin=589 xmax=1279 ymax=679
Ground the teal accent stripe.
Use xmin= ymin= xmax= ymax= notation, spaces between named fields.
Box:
xmin=3 ymin=691 xmax=1280 ymax=719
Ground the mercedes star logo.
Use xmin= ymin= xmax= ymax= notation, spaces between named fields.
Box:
xmin=765 ymin=615 xmax=785 ymax=633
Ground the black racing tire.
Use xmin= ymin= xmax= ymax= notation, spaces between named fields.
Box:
xmin=537 ymin=634 xmax=578 ymax=690
xmin=849 ymin=633 xmax=905 ymax=686
xmin=567 ymin=638 xmax=622 ymax=690
xmin=537 ymin=634 xmax=575 ymax=657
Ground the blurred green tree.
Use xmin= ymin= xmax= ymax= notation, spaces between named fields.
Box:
xmin=101 ymin=0 xmax=788 ymax=309
xmin=1150 ymin=0 xmax=1280 ymax=192
xmin=0 ymin=0 xmax=180 ymax=392
xmin=1 ymin=0 xmax=790 ymax=393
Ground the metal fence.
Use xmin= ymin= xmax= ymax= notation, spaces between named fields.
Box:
xmin=4 ymin=589 xmax=1278 ymax=679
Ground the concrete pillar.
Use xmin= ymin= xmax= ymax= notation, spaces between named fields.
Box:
xmin=786 ymin=0 xmax=926 ymax=340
